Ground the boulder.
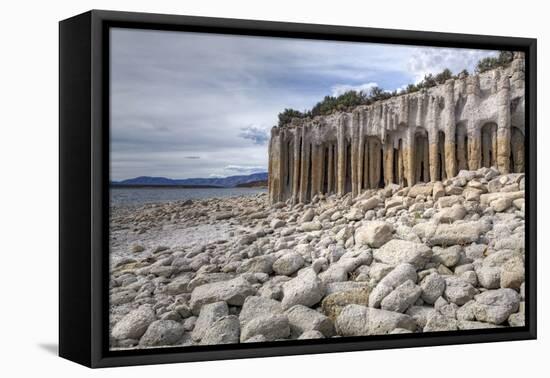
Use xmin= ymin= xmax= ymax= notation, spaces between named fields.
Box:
xmin=423 ymin=312 xmax=458 ymax=332
xmin=139 ymin=320 xmax=184 ymax=347
xmin=420 ymin=272 xmax=446 ymax=304
xmin=200 ymin=315 xmax=240 ymax=345
xmin=432 ymin=182 xmax=445 ymax=200
xmin=321 ymin=287 xmax=371 ymax=320
xmin=380 ymin=280 xmax=422 ymax=313
xmin=356 ymin=197 xmax=382 ymax=212
xmin=373 ymin=240 xmax=432 ymax=269
xmin=240 ymin=314 xmax=290 ymax=342
xmin=298 ymin=330 xmax=325 ymax=339
xmin=355 ymin=221 xmax=394 ymax=248
xmin=301 ymin=208 xmax=315 ymax=223
xmin=408 ymin=183 xmax=434 ymax=198
xmin=111 ymin=305 xmax=156 ymax=340
xmin=236 ymin=255 xmax=276 ymax=274
xmin=273 ymin=252 xmax=305 ymax=276
xmin=406 ymin=306 xmax=437 ymax=329
xmin=285 ymin=305 xmax=335 ymax=337
xmin=301 ymin=221 xmax=322 ymax=232
xmin=473 ymin=288 xmax=521 ymax=324
xmin=500 ymin=255 xmax=525 ymax=289
xmin=270 ymin=218 xmax=286 ymax=229
xmin=282 ymin=269 xmax=325 ymax=310
xmin=427 ymin=222 xmax=483 ymax=246
xmin=192 ymin=301 xmax=228 ymax=341
xmin=369 ymin=263 xmax=418 ymax=308
xmin=443 ymin=276 xmax=477 ymax=305
xmin=431 ymin=245 xmax=462 ymax=268
xmin=239 ymin=296 xmax=283 ymax=325
xmin=434 ymin=204 xmax=466 ymax=223
xmin=335 ymin=304 xmax=416 ymax=336
xmin=190 ymin=277 xmax=257 ymax=314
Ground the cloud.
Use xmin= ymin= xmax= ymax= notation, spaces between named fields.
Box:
xmin=406 ymin=47 xmax=498 ymax=83
xmin=184 ymin=156 xmax=200 ymax=159
xmin=331 ymin=82 xmax=378 ymax=96
xmin=238 ymin=125 xmax=270 ymax=145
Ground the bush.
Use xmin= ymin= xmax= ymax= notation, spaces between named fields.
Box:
xmin=278 ymin=108 xmax=305 ymax=126
xmin=475 ymin=51 xmax=513 ymax=73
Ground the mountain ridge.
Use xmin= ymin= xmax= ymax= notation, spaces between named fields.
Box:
xmin=111 ymin=172 xmax=268 ymax=188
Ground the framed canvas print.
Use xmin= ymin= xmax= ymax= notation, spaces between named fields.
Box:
xmin=59 ymin=10 xmax=537 ymax=368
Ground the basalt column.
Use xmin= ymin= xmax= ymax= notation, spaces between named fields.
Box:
xmin=466 ymin=76 xmax=482 ymax=170
xmin=351 ymin=111 xmax=360 ymax=196
xmin=456 ymin=123 xmax=469 ymax=171
xmin=337 ymin=116 xmax=346 ymax=196
xmin=481 ymin=123 xmax=497 ymax=168
xmin=415 ymin=130 xmax=430 ymax=183
xmin=384 ymin=137 xmax=394 ymax=185
xmin=292 ymin=129 xmax=301 ymax=202
xmin=268 ymin=128 xmax=284 ymax=203
xmin=299 ymin=126 xmax=311 ymax=203
xmin=357 ymin=112 xmax=365 ymax=194
xmin=366 ymin=136 xmax=383 ymax=189
xmin=327 ymin=143 xmax=335 ymax=194
xmin=427 ymin=96 xmax=438 ymax=182
xmin=443 ymin=80 xmax=457 ymax=178
xmin=497 ymin=75 xmax=512 ymax=173
xmin=510 ymin=127 xmax=525 ymax=173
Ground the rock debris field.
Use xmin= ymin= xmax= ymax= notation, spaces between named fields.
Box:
xmin=109 ymin=167 xmax=526 ymax=349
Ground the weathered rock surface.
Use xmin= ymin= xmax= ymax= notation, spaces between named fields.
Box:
xmin=355 ymin=221 xmax=393 ymax=248
xmin=373 ymin=240 xmax=432 ymax=269
xmin=190 ymin=277 xmax=256 ymax=314
xmin=473 ymin=289 xmax=521 ymax=324
xmin=336 ymin=305 xmax=416 ymax=336
xmin=286 ymin=305 xmax=335 ymax=337
xmin=112 ymin=305 xmax=156 ymax=341
xmin=281 ymin=269 xmax=325 ymax=310
xmin=139 ymin=320 xmax=184 ymax=347
xmin=240 ymin=314 xmax=290 ymax=342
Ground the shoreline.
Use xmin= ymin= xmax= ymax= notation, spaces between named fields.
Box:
xmin=109 ymin=167 xmax=525 ymax=350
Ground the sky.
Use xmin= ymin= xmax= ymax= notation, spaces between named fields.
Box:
xmin=110 ymin=28 xmax=498 ymax=181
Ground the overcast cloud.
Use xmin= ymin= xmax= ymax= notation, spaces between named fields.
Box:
xmin=110 ymin=28 xmax=497 ymax=180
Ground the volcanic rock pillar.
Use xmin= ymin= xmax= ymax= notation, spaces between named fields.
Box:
xmin=299 ymin=126 xmax=310 ymax=203
xmin=497 ymin=74 xmax=511 ymax=174
xmin=443 ymin=80 xmax=457 ymax=178
xmin=337 ymin=116 xmax=346 ymax=196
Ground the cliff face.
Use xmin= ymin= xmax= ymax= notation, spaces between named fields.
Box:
xmin=268 ymin=52 xmax=525 ymax=204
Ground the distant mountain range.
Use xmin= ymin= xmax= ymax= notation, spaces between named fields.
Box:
xmin=111 ymin=172 xmax=268 ymax=188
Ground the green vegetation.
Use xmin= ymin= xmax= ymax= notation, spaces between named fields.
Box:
xmin=277 ymin=51 xmax=514 ymax=127
xmin=475 ymin=51 xmax=514 ymax=73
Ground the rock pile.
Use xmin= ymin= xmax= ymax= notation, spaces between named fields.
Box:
xmin=109 ymin=167 xmax=526 ymax=349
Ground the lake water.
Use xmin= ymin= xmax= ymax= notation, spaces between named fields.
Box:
xmin=110 ymin=187 xmax=267 ymax=207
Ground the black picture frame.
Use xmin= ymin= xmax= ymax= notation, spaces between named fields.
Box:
xmin=59 ymin=9 xmax=537 ymax=368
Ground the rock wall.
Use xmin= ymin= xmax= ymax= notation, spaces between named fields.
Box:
xmin=268 ymin=52 xmax=526 ymax=204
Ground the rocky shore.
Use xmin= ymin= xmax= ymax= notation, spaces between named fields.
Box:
xmin=109 ymin=167 xmax=526 ymax=349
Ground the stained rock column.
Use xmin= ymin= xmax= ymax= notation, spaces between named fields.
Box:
xmin=469 ymin=125 xmax=482 ymax=171
xmin=292 ymin=129 xmax=301 ymax=202
xmin=357 ymin=111 xmax=365 ymax=194
xmin=497 ymin=74 xmax=511 ymax=174
xmin=351 ymin=111 xmax=360 ymax=196
xmin=443 ymin=80 xmax=457 ymax=178
xmin=299 ymin=126 xmax=310 ymax=203
xmin=466 ymin=76 xmax=481 ymax=170
xmin=327 ymin=144 xmax=334 ymax=194
xmin=337 ymin=116 xmax=346 ymax=196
